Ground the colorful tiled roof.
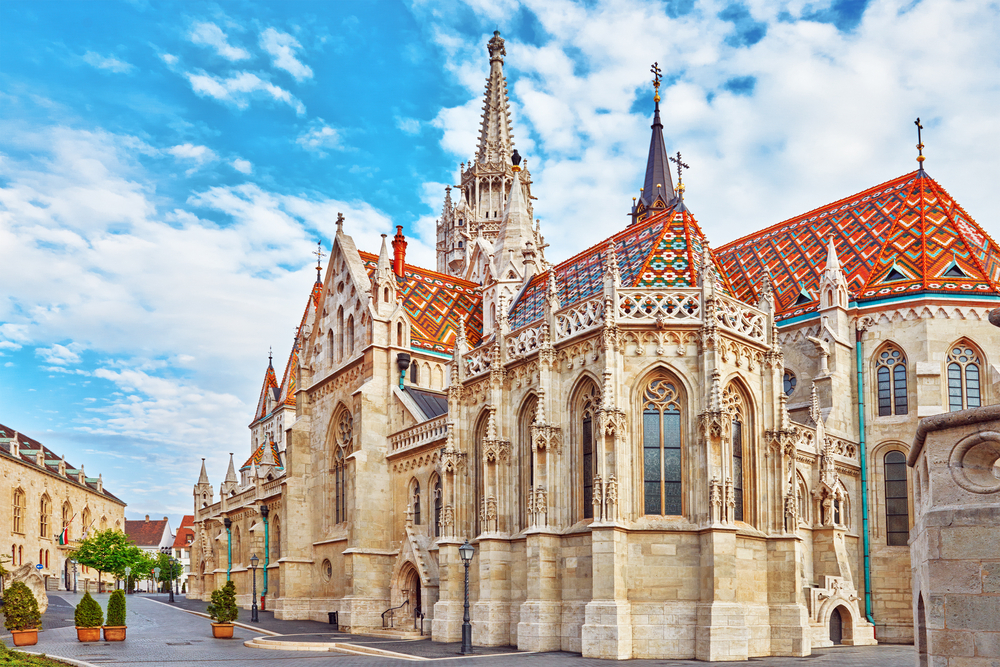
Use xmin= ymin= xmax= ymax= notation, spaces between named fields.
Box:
xmin=509 ymin=207 xmax=732 ymax=329
xmin=252 ymin=361 xmax=279 ymax=423
xmin=716 ymin=171 xmax=1000 ymax=321
xmin=359 ymin=252 xmax=483 ymax=354
xmin=240 ymin=439 xmax=283 ymax=471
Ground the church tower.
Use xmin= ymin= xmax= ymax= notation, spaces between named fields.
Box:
xmin=435 ymin=31 xmax=545 ymax=281
xmin=631 ymin=63 xmax=678 ymax=224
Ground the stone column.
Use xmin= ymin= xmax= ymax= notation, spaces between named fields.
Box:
xmin=473 ymin=537 xmax=511 ymax=645
xmin=517 ymin=531 xmax=562 ymax=651
xmin=766 ymin=535 xmax=811 ymax=656
xmin=695 ymin=527 xmax=749 ymax=662
xmin=582 ymin=525 xmax=632 ymax=659
xmin=432 ymin=539 xmax=465 ymax=642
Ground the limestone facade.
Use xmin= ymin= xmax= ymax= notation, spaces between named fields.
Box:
xmin=908 ymin=404 xmax=1000 ymax=666
xmin=188 ymin=31 xmax=1000 ymax=661
xmin=1 ymin=424 xmax=126 ymax=593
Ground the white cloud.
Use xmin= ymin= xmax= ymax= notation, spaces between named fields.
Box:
xmin=231 ymin=158 xmax=253 ymax=174
xmin=395 ymin=116 xmax=422 ymax=135
xmin=184 ymin=70 xmax=305 ymax=115
xmin=160 ymin=53 xmax=178 ymax=66
xmin=188 ymin=21 xmax=250 ymax=61
xmin=259 ymin=28 xmax=313 ymax=81
xmin=167 ymin=143 xmax=217 ymax=175
xmin=295 ymin=119 xmax=342 ymax=156
xmin=36 ymin=343 xmax=85 ymax=365
xmin=82 ymin=51 xmax=136 ymax=74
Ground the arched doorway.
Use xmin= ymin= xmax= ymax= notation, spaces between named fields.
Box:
xmin=399 ymin=565 xmax=422 ymax=630
xmin=829 ymin=606 xmax=844 ymax=645
xmin=917 ymin=594 xmax=928 ymax=667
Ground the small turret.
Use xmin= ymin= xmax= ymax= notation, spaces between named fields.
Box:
xmin=372 ymin=233 xmax=397 ymax=318
xmin=194 ymin=457 xmax=213 ymax=510
xmin=220 ymin=453 xmax=238 ymax=497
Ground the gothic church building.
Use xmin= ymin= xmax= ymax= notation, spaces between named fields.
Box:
xmin=189 ymin=31 xmax=1000 ymax=660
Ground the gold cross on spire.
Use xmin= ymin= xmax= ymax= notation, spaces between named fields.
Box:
xmin=670 ymin=151 xmax=689 ymax=198
xmin=914 ymin=117 xmax=925 ymax=170
xmin=651 ymin=62 xmax=662 ymax=102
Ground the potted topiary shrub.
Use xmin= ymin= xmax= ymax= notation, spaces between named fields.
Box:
xmin=104 ymin=589 xmax=127 ymax=641
xmin=206 ymin=580 xmax=238 ymax=638
xmin=3 ymin=581 xmax=41 ymax=646
xmin=75 ymin=591 xmax=104 ymax=642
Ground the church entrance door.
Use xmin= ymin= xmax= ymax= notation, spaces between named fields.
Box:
xmin=829 ymin=607 xmax=843 ymax=645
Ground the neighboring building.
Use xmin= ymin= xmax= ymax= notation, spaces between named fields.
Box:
xmin=125 ymin=515 xmax=173 ymax=591
xmin=1 ymin=423 xmax=126 ymax=593
xmin=189 ymin=32 xmax=1000 ymax=661
xmin=172 ymin=515 xmax=195 ymax=593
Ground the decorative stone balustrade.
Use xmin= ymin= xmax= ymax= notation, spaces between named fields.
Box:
xmin=506 ymin=323 xmax=540 ymax=360
xmin=389 ymin=416 xmax=448 ymax=455
xmin=715 ymin=294 xmax=766 ymax=342
xmin=463 ymin=345 xmax=492 ymax=377
xmin=554 ymin=296 xmax=604 ymax=342
xmin=617 ymin=288 xmax=701 ymax=323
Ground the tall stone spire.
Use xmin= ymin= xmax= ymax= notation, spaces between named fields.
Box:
xmin=477 ymin=31 xmax=514 ymax=165
xmin=634 ymin=62 xmax=676 ymax=223
xmin=495 ymin=150 xmax=533 ymax=271
xmin=198 ymin=457 xmax=210 ymax=485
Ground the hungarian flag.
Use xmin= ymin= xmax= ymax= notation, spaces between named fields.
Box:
xmin=58 ymin=525 xmax=69 ymax=545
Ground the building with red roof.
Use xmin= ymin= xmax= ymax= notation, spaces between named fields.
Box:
xmin=187 ymin=31 xmax=1000 ymax=661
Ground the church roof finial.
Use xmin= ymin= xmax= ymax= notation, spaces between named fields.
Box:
xmin=198 ymin=457 xmax=210 ymax=485
xmin=914 ymin=117 xmax=926 ymax=172
xmin=477 ymin=31 xmax=515 ymax=164
xmin=637 ymin=61 xmax=676 ymax=216
xmin=224 ymin=452 xmax=237 ymax=483
xmin=670 ymin=151 xmax=689 ymax=202
xmin=313 ymin=240 xmax=326 ymax=283
xmin=824 ymin=235 xmax=842 ymax=273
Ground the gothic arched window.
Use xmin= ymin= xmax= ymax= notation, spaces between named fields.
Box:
xmin=875 ymin=344 xmax=908 ymax=416
xmin=40 ymin=495 xmax=50 ymax=538
xmin=947 ymin=342 xmax=982 ymax=411
xmin=723 ymin=383 xmax=751 ymax=523
xmin=12 ymin=488 xmax=25 ymax=534
xmin=346 ymin=315 xmax=355 ymax=356
xmin=577 ymin=383 xmax=600 ymax=520
xmin=884 ymin=451 xmax=909 ymax=546
xmin=334 ymin=408 xmax=353 ymax=524
xmin=641 ymin=374 xmax=683 ymax=516
xmin=432 ymin=476 xmax=442 ymax=538
xmin=411 ymin=480 xmax=421 ymax=525
xmin=518 ymin=396 xmax=537 ymax=531
xmin=336 ymin=306 xmax=345 ymax=361
xmin=411 ymin=361 xmax=419 ymax=386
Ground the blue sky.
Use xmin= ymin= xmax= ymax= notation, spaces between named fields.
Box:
xmin=2 ymin=0 xmax=998 ymax=528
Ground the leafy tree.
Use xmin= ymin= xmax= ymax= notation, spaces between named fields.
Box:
xmin=71 ymin=529 xmax=136 ymax=590
xmin=3 ymin=581 xmax=41 ymax=632
xmin=154 ymin=553 xmax=183 ymax=591
xmin=107 ymin=590 xmax=127 ymax=627
xmin=207 ymin=581 xmax=238 ymax=623
xmin=74 ymin=592 xmax=104 ymax=628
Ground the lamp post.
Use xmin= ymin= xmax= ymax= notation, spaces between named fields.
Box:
xmin=168 ymin=558 xmax=176 ymax=603
xmin=249 ymin=553 xmax=259 ymax=623
xmin=458 ymin=539 xmax=475 ymax=655
xmin=153 ymin=567 xmax=161 ymax=595
xmin=124 ymin=565 xmax=131 ymax=595
xmin=71 ymin=559 xmax=78 ymax=594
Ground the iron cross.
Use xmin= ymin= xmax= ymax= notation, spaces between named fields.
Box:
xmin=914 ymin=117 xmax=925 ymax=167
xmin=650 ymin=62 xmax=662 ymax=89
xmin=313 ymin=240 xmax=326 ymax=279
xmin=670 ymin=151 xmax=690 ymax=191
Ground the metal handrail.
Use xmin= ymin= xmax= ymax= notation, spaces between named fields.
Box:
xmin=381 ymin=598 xmax=408 ymax=628
xmin=415 ymin=610 xmax=425 ymax=635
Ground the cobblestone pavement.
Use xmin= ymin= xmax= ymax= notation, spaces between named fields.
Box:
xmin=0 ymin=592 xmax=916 ymax=667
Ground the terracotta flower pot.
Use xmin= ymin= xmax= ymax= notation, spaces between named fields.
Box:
xmin=11 ymin=629 xmax=38 ymax=646
xmin=211 ymin=622 xmax=234 ymax=638
xmin=77 ymin=626 xmax=102 ymax=642
xmin=103 ymin=625 xmax=127 ymax=641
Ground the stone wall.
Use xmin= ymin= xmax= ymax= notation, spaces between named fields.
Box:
xmin=909 ymin=404 xmax=1000 ymax=666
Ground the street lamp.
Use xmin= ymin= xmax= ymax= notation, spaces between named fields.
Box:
xmin=458 ymin=539 xmax=475 ymax=655
xmin=249 ymin=553 xmax=259 ymax=623
xmin=71 ymin=559 xmax=78 ymax=594
xmin=124 ymin=565 xmax=131 ymax=595
xmin=168 ymin=558 xmax=176 ymax=603
xmin=153 ymin=567 xmax=161 ymax=595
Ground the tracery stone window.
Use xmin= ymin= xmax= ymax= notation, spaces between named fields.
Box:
xmin=641 ymin=374 xmax=683 ymax=516
xmin=884 ymin=451 xmax=909 ymax=546
xmin=783 ymin=370 xmax=797 ymax=397
xmin=12 ymin=488 xmax=25 ymax=534
xmin=40 ymin=495 xmax=50 ymax=538
xmin=723 ymin=383 xmax=750 ymax=523
xmin=947 ymin=342 xmax=982 ymax=411
xmin=875 ymin=344 xmax=908 ymax=416
xmin=579 ymin=383 xmax=599 ymax=520
xmin=334 ymin=408 xmax=353 ymax=524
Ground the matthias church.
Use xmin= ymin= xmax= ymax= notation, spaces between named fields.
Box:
xmin=189 ymin=31 xmax=1000 ymax=660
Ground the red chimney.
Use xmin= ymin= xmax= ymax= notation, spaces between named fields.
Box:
xmin=391 ymin=225 xmax=407 ymax=278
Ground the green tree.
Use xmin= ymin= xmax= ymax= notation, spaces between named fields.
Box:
xmin=3 ymin=581 xmax=41 ymax=632
xmin=207 ymin=581 xmax=238 ymax=623
xmin=107 ymin=590 xmax=127 ymax=627
xmin=154 ymin=553 xmax=183 ymax=592
xmin=71 ymin=529 xmax=135 ymax=590
xmin=74 ymin=592 xmax=104 ymax=628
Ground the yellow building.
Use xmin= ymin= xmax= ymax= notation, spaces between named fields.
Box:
xmin=2 ymin=423 xmax=126 ymax=592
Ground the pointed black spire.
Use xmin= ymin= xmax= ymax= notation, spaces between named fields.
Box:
xmin=637 ymin=63 xmax=676 ymax=219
